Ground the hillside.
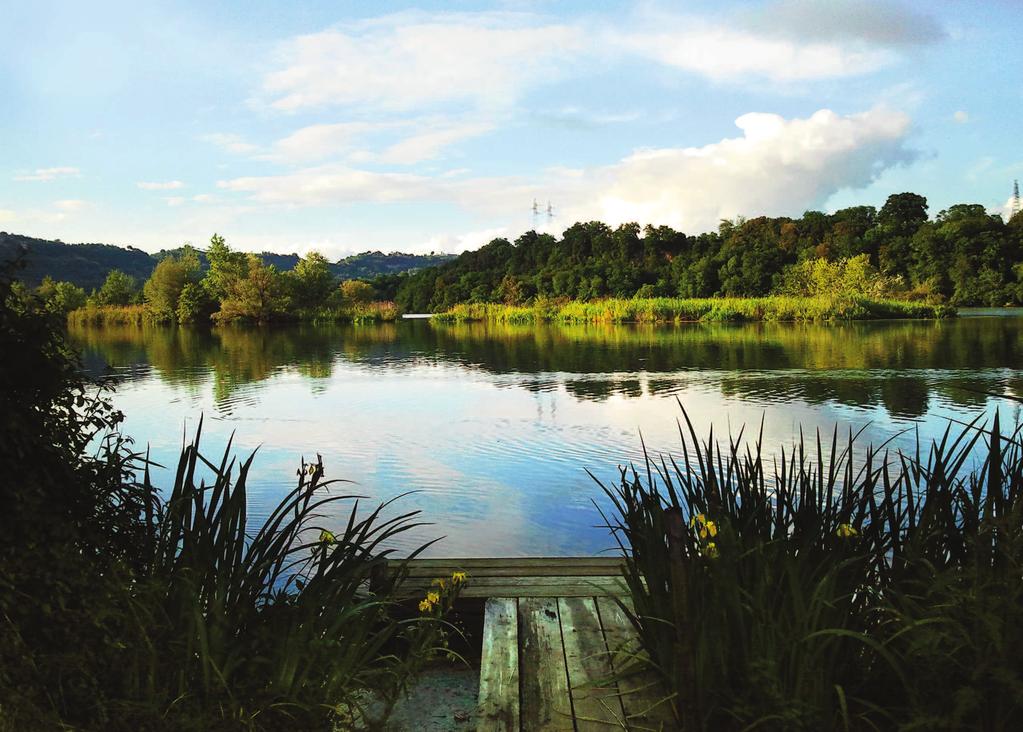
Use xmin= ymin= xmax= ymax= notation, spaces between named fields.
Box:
xmin=0 ymin=232 xmax=454 ymax=290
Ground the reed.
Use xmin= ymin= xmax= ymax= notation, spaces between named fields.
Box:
xmin=436 ymin=296 xmax=953 ymax=324
xmin=107 ymin=422 xmax=456 ymax=730
xmin=67 ymin=303 xmax=148 ymax=326
xmin=595 ymin=403 xmax=1023 ymax=729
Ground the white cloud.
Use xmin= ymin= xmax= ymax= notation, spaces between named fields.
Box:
xmin=202 ymin=133 xmax=259 ymax=155
xmin=374 ymin=120 xmax=494 ymax=165
xmin=216 ymin=107 xmax=914 ymax=239
xmin=13 ymin=166 xmax=81 ymax=182
xmin=614 ymin=22 xmax=895 ymax=83
xmin=555 ymin=108 xmax=915 ymax=232
xmin=260 ymin=12 xmax=584 ymax=112
xmin=0 ymin=209 xmax=16 ymax=224
xmin=411 ymin=226 xmax=510 ymax=255
xmin=995 ymin=195 xmax=1021 ymax=222
xmin=164 ymin=197 xmax=186 ymax=207
xmin=54 ymin=199 xmax=86 ymax=212
xmin=953 ymin=110 xmax=970 ymax=124
xmin=137 ymin=180 xmax=185 ymax=190
xmin=265 ymin=122 xmax=379 ymax=163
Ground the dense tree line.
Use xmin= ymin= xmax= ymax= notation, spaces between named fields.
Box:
xmin=39 ymin=235 xmax=391 ymax=324
xmin=391 ymin=194 xmax=1023 ymax=311
xmin=0 ymin=231 xmax=450 ymax=290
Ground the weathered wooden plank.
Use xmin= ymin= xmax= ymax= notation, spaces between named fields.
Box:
xmin=401 ymin=557 xmax=624 ymax=569
xmin=399 ymin=575 xmax=630 ymax=599
xmin=518 ymin=598 xmax=575 ymax=731
xmin=558 ymin=597 xmax=626 ymax=730
xmin=403 ymin=564 xmax=626 ymax=578
xmin=595 ymin=597 xmax=677 ymax=731
xmin=477 ymin=598 xmax=519 ymax=732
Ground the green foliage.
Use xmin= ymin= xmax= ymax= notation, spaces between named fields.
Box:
xmin=213 ymin=254 xmax=290 ymax=323
xmin=0 ymin=269 xmax=455 ymax=730
xmin=393 ymin=193 xmax=1023 ymax=310
xmin=597 ymin=405 xmax=1023 ymax=730
xmin=35 ymin=276 xmax=87 ymax=313
xmin=142 ymin=247 xmax=202 ymax=322
xmin=340 ymin=278 xmax=375 ymax=305
xmin=202 ymin=233 xmax=247 ymax=303
xmin=287 ymin=251 xmax=336 ymax=309
xmin=92 ymin=268 xmax=140 ymax=306
xmin=435 ymin=295 xmax=950 ymax=324
xmin=780 ymin=254 xmax=906 ymax=299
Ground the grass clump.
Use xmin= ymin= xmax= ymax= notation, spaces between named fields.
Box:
xmin=0 ymin=267 xmax=454 ymax=731
xmin=437 ymin=295 xmax=953 ymax=324
xmin=67 ymin=303 xmax=148 ymax=326
xmin=596 ymin=403 xmax=1023 ymax=730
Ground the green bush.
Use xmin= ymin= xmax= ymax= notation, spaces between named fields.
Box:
xmin=596 ymin=404 xmax=1023 ymax=730
xmin=0 ymin=268 xmax=451 ymax=731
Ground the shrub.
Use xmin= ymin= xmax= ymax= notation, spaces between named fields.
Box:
xmin=596 ymin=403 xmax=1023 ymax=730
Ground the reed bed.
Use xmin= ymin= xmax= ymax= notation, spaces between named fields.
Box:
xmin=595 ymin=403 xmax=1023 ymax=730
xmin=67 ymin=304 xmax=148 ymax=326
xmin=309 ymin=300 xmax=400 ymax=324
xmin=435 ymin=296 xmax=952 ymax=324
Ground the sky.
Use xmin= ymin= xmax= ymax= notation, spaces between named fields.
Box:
xmin=1 ymin=0 xmax=1021 ymax=258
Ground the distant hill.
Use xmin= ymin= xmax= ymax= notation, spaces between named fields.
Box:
xmin=0 ymin=233 xmax=157 ymax=291
xmin=0 ymin=232 xmax=455 ymax=290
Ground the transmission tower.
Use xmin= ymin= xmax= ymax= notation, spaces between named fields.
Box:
xmin=1013 ymin=179 xmax=1021 ymax=219
xmin=546 ymin=201 xmax=554 ymax=226
xmin=531 ymin=199 xmax=540 ymax=230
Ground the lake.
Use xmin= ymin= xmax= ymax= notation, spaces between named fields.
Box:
xmin=70 ymin=312 xmax=1023 ymax=557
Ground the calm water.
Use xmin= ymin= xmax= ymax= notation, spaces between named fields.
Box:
xmin=70 ymin=314 xmax=1023 ymax=557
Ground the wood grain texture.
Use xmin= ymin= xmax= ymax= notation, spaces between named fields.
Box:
xmin=595 ymin=597 xmax=677 ymax=732
xmin=477 ymin=598 xmax=519 ymax=732
xmin=558 ymin=597 xmax=626 ymax=730
xmin=518 ymin=598 xmax=575 ymax=731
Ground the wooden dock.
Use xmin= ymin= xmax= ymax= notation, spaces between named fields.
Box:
xmin=397 ymin=557 xmax=675 ymax=731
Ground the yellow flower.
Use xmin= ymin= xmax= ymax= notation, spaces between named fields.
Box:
xmin=431 ymin=578 xmax=447 ymax=589
xmin=426 ymin=591 xmax=440 ymax=605
xmin=451 ymin=571 xmax=468 ymax=584
xmin=689 ymin=513 xmax=707 ymax=529
xmin=318 ymin=529 xmax=336 ymax=544
xmin=705 ymin=520 xmax=718 ymax=538
xmin=418 ymin=598 xmax=433 ymax=613
xmin=704 ymin=542 xmax=719 ymax=559
xmin=836 ymin=523 xmax=859 ymax=538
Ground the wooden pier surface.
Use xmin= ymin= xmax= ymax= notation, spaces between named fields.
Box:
xmin=395 ymin=557 xmax=675 ymax=731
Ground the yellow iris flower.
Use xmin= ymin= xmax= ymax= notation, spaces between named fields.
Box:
xmin=452 ymin=571 xmax=468 ymax=584
xmin=836 ymin=523 xmax=859 ymax=538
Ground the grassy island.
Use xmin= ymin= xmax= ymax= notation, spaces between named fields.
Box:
xmin=435 ymin=295 xmax=954 ymax=324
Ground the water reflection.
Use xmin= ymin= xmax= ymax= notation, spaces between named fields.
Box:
xmin=71 ymin=318 xmax=1023 ymax=417
xmin=67 ymin=318 xmax=1023 ymax=557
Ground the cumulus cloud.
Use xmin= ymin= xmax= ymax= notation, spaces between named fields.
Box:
xmin=265 ymin=122 xmax=380 ymax=163
xmin=14 ymin=166 xmax=81 ymax=182
xmin=556 ymin=108 xmax=915 ymax=232
xmin=373 ymin=120 xmax=494 ymax=165
xmin=217 ymin=107 xmax=914 ymax=237
xmin=137 ymin=180 xmax=184 ymax=190
xmin=260 ymin=12 xmax=584 ymax=112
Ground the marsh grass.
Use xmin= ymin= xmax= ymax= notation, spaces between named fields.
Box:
xmin=68 ymin=300 xmax=400 ymax=327
xmin=101 ymin=420 xmax=455 ymax=730
xmin=67 ymin=303 xmax=148 ymax=326
xmin=436 ymin=296 xmax=952 ymax=324
xmin=595 ymin=403 xmax=1023 ymax=730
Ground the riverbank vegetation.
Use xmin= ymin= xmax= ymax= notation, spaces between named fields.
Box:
xmin=0 ymin=269 xmax=455 ymax=730
xmin=436 ymin=294 xmax=951 ymax=323
xmin=598 ymin=405 xmax=1023 ymax=729
xmin=395 ymin=193 xmax=1023 ymax=311
xmin=51 ymin=235 xmax=400 ymax=326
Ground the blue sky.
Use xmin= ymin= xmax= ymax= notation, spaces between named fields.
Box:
xmin=1 ymin=0 xmax=1021 ymax=257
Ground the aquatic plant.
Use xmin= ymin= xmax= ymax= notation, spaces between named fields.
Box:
xmin=435 ymin=295 xmax=953 ymax=324
xmin=596 ymin=403 xmax=1023 ymax=730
